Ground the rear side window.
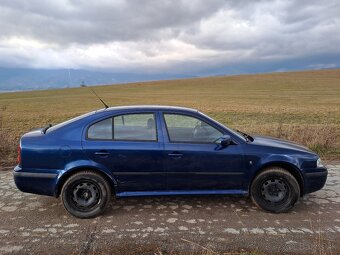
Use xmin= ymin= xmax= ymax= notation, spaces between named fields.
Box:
xmin=87 ymin=118 xmax=112 ymax=140
xmin=113 ymin=113 xmax=157 ymax=141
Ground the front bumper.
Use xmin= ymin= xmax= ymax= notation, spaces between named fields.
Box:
xmin=304 ymin=167 xmax=328 ymax=194
xmin=13 ymin=165 xmax=58 ymax=197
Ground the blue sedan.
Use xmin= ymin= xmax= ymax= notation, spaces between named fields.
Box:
xmin=14 ymin=106 xmax=328 ymax=218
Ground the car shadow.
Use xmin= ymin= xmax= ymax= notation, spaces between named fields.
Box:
xmin=35 ymin=192 xmax=329 ymax=219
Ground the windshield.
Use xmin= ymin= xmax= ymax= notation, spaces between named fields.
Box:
xmin=198 ymin=111 xmax=247 ymax=142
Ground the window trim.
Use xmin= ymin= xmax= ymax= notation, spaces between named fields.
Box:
xmin=162 ymin=112 xmax=224 ymax=144
xmin=113 ymin=112 xmax=158 ymax=142
xmin=86 ymin=112 xmax=159 ymax=142
xmin=86 ymin=117 xmax=113 ymax=141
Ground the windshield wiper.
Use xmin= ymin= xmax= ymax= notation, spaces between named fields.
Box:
xmin=236 ymin=129 xmax=254 ymax=142
xmin=42 ymin=124 xmax=52 ymax=134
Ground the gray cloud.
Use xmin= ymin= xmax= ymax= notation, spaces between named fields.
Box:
xmin=0 ymin=0 xmax=339 ymax=74
xmin=0 ymin=0 xmax=225 ymax=44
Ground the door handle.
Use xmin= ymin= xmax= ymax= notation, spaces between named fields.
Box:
xmin=168 ymin=152 xmax=183 ymax=159
xmin=95 ymin=151 xmax=110 ymax=157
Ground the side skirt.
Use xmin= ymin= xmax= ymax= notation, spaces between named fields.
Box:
xmin=116 ymin=189 xmax=248 ymax=198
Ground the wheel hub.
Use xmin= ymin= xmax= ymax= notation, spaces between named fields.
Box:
xmin=261 ymin=178 xmax=288 ymax=203
xmin=72 ymin=182 xmax=100 ymax=208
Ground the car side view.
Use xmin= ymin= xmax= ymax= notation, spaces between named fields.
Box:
xmin=14 ymin=105 xmax=328 ymax=218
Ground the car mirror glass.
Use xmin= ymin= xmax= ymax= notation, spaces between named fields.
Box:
xmin=215 ymin=135 xmax=232 ymax=147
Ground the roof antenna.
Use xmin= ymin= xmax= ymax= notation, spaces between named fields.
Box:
xmin=88 ymin=86 xmax=109 ymax=109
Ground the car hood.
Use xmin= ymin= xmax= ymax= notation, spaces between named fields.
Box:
xmin=252 ymin=135 xmax=316 ymax=155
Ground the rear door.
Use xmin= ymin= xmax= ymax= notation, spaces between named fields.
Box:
xmin=82 ymin=111 xmax=166 ymax=193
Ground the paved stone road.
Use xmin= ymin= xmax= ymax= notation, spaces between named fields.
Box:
xmin=0 ymin=164 xmax=339 ymax=254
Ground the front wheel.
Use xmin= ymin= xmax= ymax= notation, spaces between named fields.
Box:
xmin=61 ymin=171 xmax=112 ymax=218
xmin=251 ymin=167 xmax=300 ymax=213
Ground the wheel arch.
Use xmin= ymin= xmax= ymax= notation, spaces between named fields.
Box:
xmin=250 ymin=161 xmax=304 ymax=196
xmin=55 ymin=166 xmax=117 ymax=197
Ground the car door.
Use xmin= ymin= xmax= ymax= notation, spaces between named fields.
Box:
xmin=82 ymin=111 xmax=165 ymax=193
xmin=161 ymin=112 xmax=245 ymax=191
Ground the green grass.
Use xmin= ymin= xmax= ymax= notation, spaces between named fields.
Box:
xmin=0 ymin=68 xmax=340 ymax=166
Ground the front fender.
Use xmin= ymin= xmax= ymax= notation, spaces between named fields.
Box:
xmin=55 ymin=160 xmax=117 ymax=197
xmin=248 ymin=154 xmax=304 ymax=195
xmin=256 ymin=154 xmax=300 ymax=172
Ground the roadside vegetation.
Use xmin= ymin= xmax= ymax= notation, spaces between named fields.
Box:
xmin=0 ymin=68 xmax=339 ymax=167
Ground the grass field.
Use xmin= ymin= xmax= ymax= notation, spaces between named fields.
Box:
xmin=0 ymin=68 xmax=339 ymax=167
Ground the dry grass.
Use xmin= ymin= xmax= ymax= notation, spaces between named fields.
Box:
xmin=0 ymin=131 xmax=13 ymax=166
xmin=0 ymin=68 xmax=339 ymax=167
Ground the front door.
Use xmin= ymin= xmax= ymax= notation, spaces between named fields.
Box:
xmin=82 ymin=112 xmax=165 ymax=193
xmin=162 ymin=113 xmax=245 ymax=191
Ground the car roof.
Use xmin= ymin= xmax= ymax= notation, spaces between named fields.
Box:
xmin=47 ymin=105 xmax=200 ymax=134
xmin=97 ymin=105 xmax=199 ymax=114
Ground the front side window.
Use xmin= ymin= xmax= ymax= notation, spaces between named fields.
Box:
xmin=114 ymin=113 xmax=157 ymax=141
xmin=87 ymin=118 xmax=113 ymax=140
xmin=164 ymin=114 xmax=223 ymax=143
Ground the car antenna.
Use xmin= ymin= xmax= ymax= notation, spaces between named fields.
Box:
xmin=89 ymin=86 xmax=109 ymax=109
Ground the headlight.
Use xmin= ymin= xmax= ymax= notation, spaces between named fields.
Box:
xmin=317 ymin=158 xmax=324 ymax=168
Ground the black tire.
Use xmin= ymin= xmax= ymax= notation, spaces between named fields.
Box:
xmin=61 ymin=171 xmax=112 ymax=218
xmin=250 ymin=167 xmax=300 ymax=213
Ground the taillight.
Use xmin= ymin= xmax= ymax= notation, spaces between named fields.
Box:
xmin=17 ymin=144 xmax=21 ymax=165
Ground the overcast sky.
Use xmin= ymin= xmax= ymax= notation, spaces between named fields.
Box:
xmin=0 ymin=0 xmax=339 ymax=75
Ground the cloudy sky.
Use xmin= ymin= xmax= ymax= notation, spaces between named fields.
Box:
xmin=0 ymin=0 xmax=339 ymax=76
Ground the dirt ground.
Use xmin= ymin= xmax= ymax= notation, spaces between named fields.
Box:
xmin=0 ymin=163 xmax=339 ymax=255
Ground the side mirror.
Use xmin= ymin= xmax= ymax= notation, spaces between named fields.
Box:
xmin=215 ymin=135 xmax=233 ymax=147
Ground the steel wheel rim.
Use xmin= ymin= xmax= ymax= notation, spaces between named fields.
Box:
xmin=69 ymin=180 xmax=102 ymax=211
xmin=260 ymin=177 xmax=290 ymax=204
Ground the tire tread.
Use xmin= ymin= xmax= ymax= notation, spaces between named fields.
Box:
xmin=61 ymin=170 xmax=112 ymax=218
xmin=251 ymin=167 xmax=300 ymax=213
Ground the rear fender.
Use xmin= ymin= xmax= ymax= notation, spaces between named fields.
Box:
xmin=55 ymin=160 xmax=117 ymax=197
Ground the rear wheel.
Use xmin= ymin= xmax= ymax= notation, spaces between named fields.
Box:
xmin=251 ymin=167 xmax=300 ymax=213
xmin=61 ymin=171 xmax=112 ymax=218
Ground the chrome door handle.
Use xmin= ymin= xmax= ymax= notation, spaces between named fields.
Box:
xmin=168 ymin=152 xmax=183 ymax=158
xmin=95 ymin=151 xmax=110 ymax=156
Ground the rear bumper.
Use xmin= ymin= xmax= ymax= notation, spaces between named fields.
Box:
xmin=13 ymin=165 xmax=59 ymax=197
xmin=303 ymin=167 xmax=328 ymax=194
